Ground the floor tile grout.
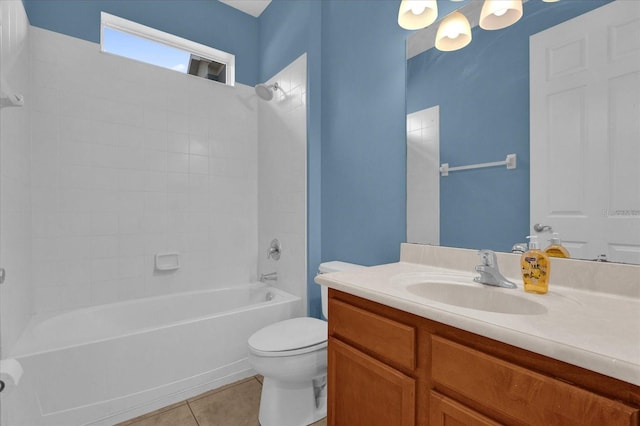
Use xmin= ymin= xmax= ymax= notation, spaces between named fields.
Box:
xmin=186 ymin=400 xmax=200 ymax=426
xmin=117 ymin=374 xmax=325 ymax=426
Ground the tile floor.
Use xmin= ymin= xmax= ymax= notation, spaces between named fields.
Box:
xmin=117 ymin=376 xmax=327 ymax=426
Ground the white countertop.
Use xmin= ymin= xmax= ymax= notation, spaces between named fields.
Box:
xmin=315 ymin=261 xmax=640 ymax=386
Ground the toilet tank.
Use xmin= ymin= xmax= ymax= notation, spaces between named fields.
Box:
xmin=318 ymin=261 xmax=364 ymax=319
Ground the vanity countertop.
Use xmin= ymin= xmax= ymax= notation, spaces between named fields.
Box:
xmin=315 ymin=261 xmax=640 ymax=386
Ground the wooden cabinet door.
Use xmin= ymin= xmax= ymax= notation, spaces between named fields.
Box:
xmin=328 ymin=337 xmax=415 ymax=426
xmin=430 ymin=392 xmax=502 ymax=426
xmin=431 ymin=336 xmax=639 ymax=425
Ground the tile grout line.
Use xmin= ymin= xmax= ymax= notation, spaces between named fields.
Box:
xmin=118 ymin=375 xmax=264 ymax=425
xmin=186 ymin=399 xmax=200 ymax=426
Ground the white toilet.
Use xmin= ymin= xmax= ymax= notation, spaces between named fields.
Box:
xmin=248 ymin=261 xmax=363 ymax=426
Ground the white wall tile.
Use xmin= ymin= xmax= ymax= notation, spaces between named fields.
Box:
xmin=167 ymin=132 xmax=190 ymax=153
xmin=91 ymin=258 xmax=120 ymax=282
xmin=142 ymin=171 xmax=167 ymax=192
xmin=167 ymin=193 xmax=189 ymax=211
xmin=118 ymin=256 xmax=144 ymax=279
xmin=118 ymin=235 xmax=146 ymax=256
xmin=144 ymin=149 xmax=168 ymax=172
xmin=90 ymin=280 xmax=120 ymax=305
xmin=167 ymin=152 xmax=189 ymax=173
xmin=167 ymin=172 xmax=189 ymax=193
xmin=189 ymin=154 xmax=209 ymax=174
xmin=167 ymin=113 xmax=189 ymax=134
xmin=91 ymin=213 xmax=119 ymax=235
xmin=189 ymin=173 xmax=209 ymax=193
xmin=258 ymin=54 xmax=307 ymax=316
xmin=189 ymin=135 xmax=209 ymax=156
xmin=28 ymin=27 xmax=260 ymax=314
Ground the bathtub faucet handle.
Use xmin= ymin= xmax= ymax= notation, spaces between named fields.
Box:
xmin=267 ymin=239 xmax=281 ymax=260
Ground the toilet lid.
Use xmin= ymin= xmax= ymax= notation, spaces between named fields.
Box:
xmin=248 ymin=317 xmax=327 ymax=352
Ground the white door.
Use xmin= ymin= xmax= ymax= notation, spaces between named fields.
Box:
xmin=530 ymin=0 xmax=640 ymax=263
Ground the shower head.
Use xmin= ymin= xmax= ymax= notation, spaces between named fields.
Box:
xmin=255 ymin=82 xmax=279 ymax=101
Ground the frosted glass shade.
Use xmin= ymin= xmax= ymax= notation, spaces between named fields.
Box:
xmin=435 ymin=12 xmax=472 ymax=52
xmin=479 ymin=0 xmax=523 ymax=30
xmin=398 ymin=0 xmax=438 ymax=30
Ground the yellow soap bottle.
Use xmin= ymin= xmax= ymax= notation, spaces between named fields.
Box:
xmin=521 ymin=236 xmax=550 ymax=294
xmin=545 ymin=232 xmax=570 ymax=259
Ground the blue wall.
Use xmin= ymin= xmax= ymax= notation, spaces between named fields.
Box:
xmin=22 ymin=0 xmax=259 ymax=85
xmin=259 ymin=0 xmax=409 ymax=317
xmin=258 ymin=0 xmax=324 ymax=318
xmin=320 ymin=0 xmax=409 ymax=267
xmin=407 ymin=0 xmax=612 ymax=253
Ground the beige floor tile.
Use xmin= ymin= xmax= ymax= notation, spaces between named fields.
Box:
xmin=188 ymin=378 xmax=262 ymax=426
xmin=116 ymin=402 xmax=198 ymax=426
xmin=187 ymin=377 xmax=258 ymax=404
xmin=310 ymin=418 xmax=327 ymax=426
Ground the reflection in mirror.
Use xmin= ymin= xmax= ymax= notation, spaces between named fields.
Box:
xmin=407 ymin=106 xmax=440 ymax=245
xmin=406 ymin=0 xmax=640 ymax=264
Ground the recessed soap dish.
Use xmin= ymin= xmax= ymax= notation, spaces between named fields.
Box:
xmin=155 ymin=253 xmax=180 ymax=271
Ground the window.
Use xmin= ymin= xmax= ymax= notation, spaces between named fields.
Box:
xmin=100 ymin=12 xmax=235 ymax=86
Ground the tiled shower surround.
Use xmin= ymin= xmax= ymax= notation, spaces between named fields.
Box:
xmin=258 ymin=55 xmax=308 ymax=314
xmin=0 ymin=0 xmax=32 ymax=354
xmin=24 ymin=26 xmax=306 ymax=315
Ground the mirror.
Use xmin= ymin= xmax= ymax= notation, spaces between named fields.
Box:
xmin=406 ymin=0 xmax=640 ymax=264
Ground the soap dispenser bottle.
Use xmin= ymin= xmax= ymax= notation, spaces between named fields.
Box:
xmin=521 ymin=236 xmax=550 ymax=294
xmin=544 ymin=232 xmax=570 ymax=259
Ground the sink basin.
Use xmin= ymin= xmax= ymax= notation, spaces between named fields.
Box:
xmin=404 ymin=282 xmax=547 ymax=315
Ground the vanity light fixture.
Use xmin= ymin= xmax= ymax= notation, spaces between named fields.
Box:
xmin=435 ymin=11 xmax=472 ymax=51
xmin=479 ymin=0 xmax=523 ymax=30
xmin=405 ymin=0 xmax=556 ymax=52
xmin=398 ymin=0 xmax=438 ymax=30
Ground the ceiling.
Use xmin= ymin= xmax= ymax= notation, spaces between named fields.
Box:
xmin=218 ymin=0 xmax=272 ymax=17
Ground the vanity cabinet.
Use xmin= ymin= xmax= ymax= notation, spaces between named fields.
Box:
xmin=327 ymin=289 xmax=640 ymax=426
xmin=429 ymin=392 xmax=501 ymax=426
xmin=328 ymin=298 xmax=417 ymax=426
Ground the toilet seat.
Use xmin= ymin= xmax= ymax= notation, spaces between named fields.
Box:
xmin=248 ymin=317 xmax=327 ymax=357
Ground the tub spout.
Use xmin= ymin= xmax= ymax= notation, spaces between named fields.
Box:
xmin=260 ymin=272 xmax=277 ymax=282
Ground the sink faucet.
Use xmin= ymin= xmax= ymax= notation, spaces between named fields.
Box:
xmin=260 ymin=272 xmax=277 ymax=282
xmin=473 ymin=250 xmax=517 ymax=289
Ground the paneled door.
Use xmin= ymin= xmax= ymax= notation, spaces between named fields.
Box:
xmin=530 ymin=0 xmax=640 ymax=263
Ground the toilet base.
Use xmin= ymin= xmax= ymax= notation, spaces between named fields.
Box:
xmin=258 ymin=375 xmax=326 ymax=426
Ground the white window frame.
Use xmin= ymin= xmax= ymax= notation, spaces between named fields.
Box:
xmin=100 ymin=12 xmax=236 ymax=86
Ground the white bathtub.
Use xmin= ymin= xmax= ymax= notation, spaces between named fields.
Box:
xmin=7 ymin=284 xmax=300 ymax=426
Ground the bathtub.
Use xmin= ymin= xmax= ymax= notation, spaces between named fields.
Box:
xmin=7 ymin=284 xmax=300 ymax=426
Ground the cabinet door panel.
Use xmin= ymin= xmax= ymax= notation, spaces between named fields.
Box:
xmin=328 ymin=337 xmax=415 ymax=426
xmin=431 ymin=336 xmax=639 ymax=425
xmin=430 ymin=392 xmax=502 ymax=426
xmin=330 ymin=298 xmax=416 ymax=371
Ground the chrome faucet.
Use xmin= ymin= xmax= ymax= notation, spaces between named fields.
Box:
xmin=473 ymin=250 xmax=517 ymax=289
xmin=260 ymin=272 xmax=278 ymax=282
xmin=511 ymin=243 xmax=528 ymax=254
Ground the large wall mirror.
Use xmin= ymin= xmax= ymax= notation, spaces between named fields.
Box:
xmin=406 ymin=0 xmax=640 ymax=264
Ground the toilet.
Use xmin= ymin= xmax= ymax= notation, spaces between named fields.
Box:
xmin=248 ymin=261 xmax=363 ymax=426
